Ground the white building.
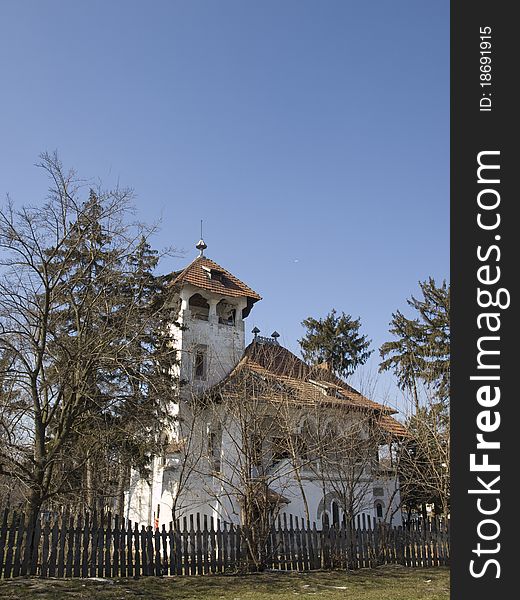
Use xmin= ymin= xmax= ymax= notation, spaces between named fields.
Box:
xmin=125 ymin=241 xmax=407 ymax=529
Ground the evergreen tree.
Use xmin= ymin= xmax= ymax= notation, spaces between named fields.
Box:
xmin=107 ymin=236 xmax=177 ymax=515
xmin=379 ymin=278 xmax=450 ymax=516
xmin=48 ymin=205 xmax=176 ymax=513
xmin=379 ymin=278 xmax=450 ymax=410
xmin=299 ymin=310 xmax=373 ymax=379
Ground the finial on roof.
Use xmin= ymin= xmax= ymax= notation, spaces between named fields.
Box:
xmin=252 ymin=327 xmax=260 ymax=339
xmin=196 ymin=238 xmax=207 ymax=256
xmin=271 ymin=331 xmax=280 ymax=344
xmin=196 ymin=219 xmax=207 ymax=256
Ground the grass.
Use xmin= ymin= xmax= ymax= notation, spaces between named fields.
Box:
xmin=0 ymin=566 xmax=450 ymax=600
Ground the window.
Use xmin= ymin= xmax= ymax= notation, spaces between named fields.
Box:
xmin=375 ymin=502 xmax=384 ymax=519
xmin=208 ymin=428 xmax=221 ymax=471
xmin=194 ymin=347 xmax=207 ymax=380
xmin=332 ymin=501 xmax=340 ymax=526
xmin=271 ymin=436 xmax=290 ymax=465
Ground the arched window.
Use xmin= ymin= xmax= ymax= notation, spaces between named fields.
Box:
xmin=375 ymin=501 xmax=384 ymax=519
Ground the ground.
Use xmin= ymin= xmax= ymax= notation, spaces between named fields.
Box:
xmin=0 ymin=566 xmax=449 ymax=600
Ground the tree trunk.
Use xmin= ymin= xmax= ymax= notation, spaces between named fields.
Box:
xmin=116 ymin=461 xmax=128 ymax=518
xmin=86 ymin=457 xmax=96 ymax=512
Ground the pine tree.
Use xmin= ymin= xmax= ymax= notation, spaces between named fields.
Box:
xmin=379 ymin=278 xmax=450 ymax=410
xmin=298 ymin=310 xmax=373 ymax=379
xmin=379 ymin=278 xmax=450 ymax=516
xmin=48 ymin=207 xmax=177 ymax=513
xmin=107 ymin=236 xmax=177 ymax=516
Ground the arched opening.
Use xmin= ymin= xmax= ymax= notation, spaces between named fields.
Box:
xmin=375 ymin=501 xmax=384 ymax=519
xmin=216 ymin=299 xmax=236 ymax=325
xmin=189 ymin=293 xmax=209 ymax=320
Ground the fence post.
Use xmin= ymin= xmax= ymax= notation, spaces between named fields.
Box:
xmin=321 ymin=521 xmax=330 ymax=569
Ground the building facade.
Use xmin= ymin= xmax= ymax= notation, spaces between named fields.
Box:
xmin=125 ymin=244 xmax=406 ymax=529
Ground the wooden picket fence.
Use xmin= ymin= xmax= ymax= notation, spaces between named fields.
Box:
xmin=0 ymin=508 xmax=449 ymax=579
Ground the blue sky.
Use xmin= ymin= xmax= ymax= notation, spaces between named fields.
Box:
xmin=0 ymin=0 xmax=449 ymax=413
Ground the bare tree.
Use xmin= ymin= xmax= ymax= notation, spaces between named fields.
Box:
xmin=0 ymin=153 xmax=175 ymax=525
xmin=160 ymin=397 xmax=208 ymax=524
xmin=197 ymin=371 xmax=292 ymax=570
xmin=397 ymin=389 xmax=450 ymax=518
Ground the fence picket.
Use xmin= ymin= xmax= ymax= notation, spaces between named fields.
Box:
xmin=73 ymin=515 xmax=82 ymax=577
xmin=189 ymin=515 xmax=196 ymax=576
xmin=222 ymin=522 xmax=229 ymax=572
xmin=3 ymin=510 xmax=17 ymax=578
xmin=120 ymin=520 xmax=127 ymax=577
xmin=0 ymin=509 xmax=9 ymax=579
xmin=65 ymin=516 xmax=74 ymax=577
xmin=104 ymin=512 xmax=112 ymax=578
xmin=237 ymin=524 xmax=244 ymax=570
xmin=136 ymin=525 xmax=146 ymax=577
xmin=289 ymin=515 xmax=297 ymax=571
xmin=56 ymin=511 xmax=66 ymax=578
xmin=96 ymin=515 xmax=105 ymax=578
xmin=195 ymin=514 xmax=203 ymax=575
xmin=126 ymin=521 xmax=133 ymax=577
xmin=161 ymin=524 xmax=168 ymax=576
xmin=271 ymin=521 xmax=280 ymax=570
xmin=133 ymin=523 xmax=141 ymax=577
xmin=153 ymin=525 xmax=162 ymax=576
xmin=311 ymin=522 xmax=319 ymax=570
xmin=174 ymin=524 xmax=182 ymax=575
xmin=181 ymin=518 xmax=189 ymax=575
xmin=113 ymin=515 xmax=120 ymax=577
xmin=295 ymin=517 xmax=304 ymax=571
xmin=20 ymin=513 xmax=34 ymax=577
xmin=146 ymin=526 xmax=154 ymax=576
xmin=215 ymin=520 xmax=223 ymax=573
xmin=12 ymin=511 xmax=25 ymax=577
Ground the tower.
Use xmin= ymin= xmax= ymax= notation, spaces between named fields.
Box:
xmin=168 ymin=238 xmax=261 ymax=394
xmin=125 ymin=239 xmax=261 ymax=526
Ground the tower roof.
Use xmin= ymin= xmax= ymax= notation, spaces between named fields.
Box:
xmin=170 ymin=255 xmax=262 ymax=302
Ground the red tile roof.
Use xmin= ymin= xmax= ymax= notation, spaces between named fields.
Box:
xmin=212 ymin=341 xmax=408 ymax=438
xmin=170 ymin=256 xmax=262 ymax=302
